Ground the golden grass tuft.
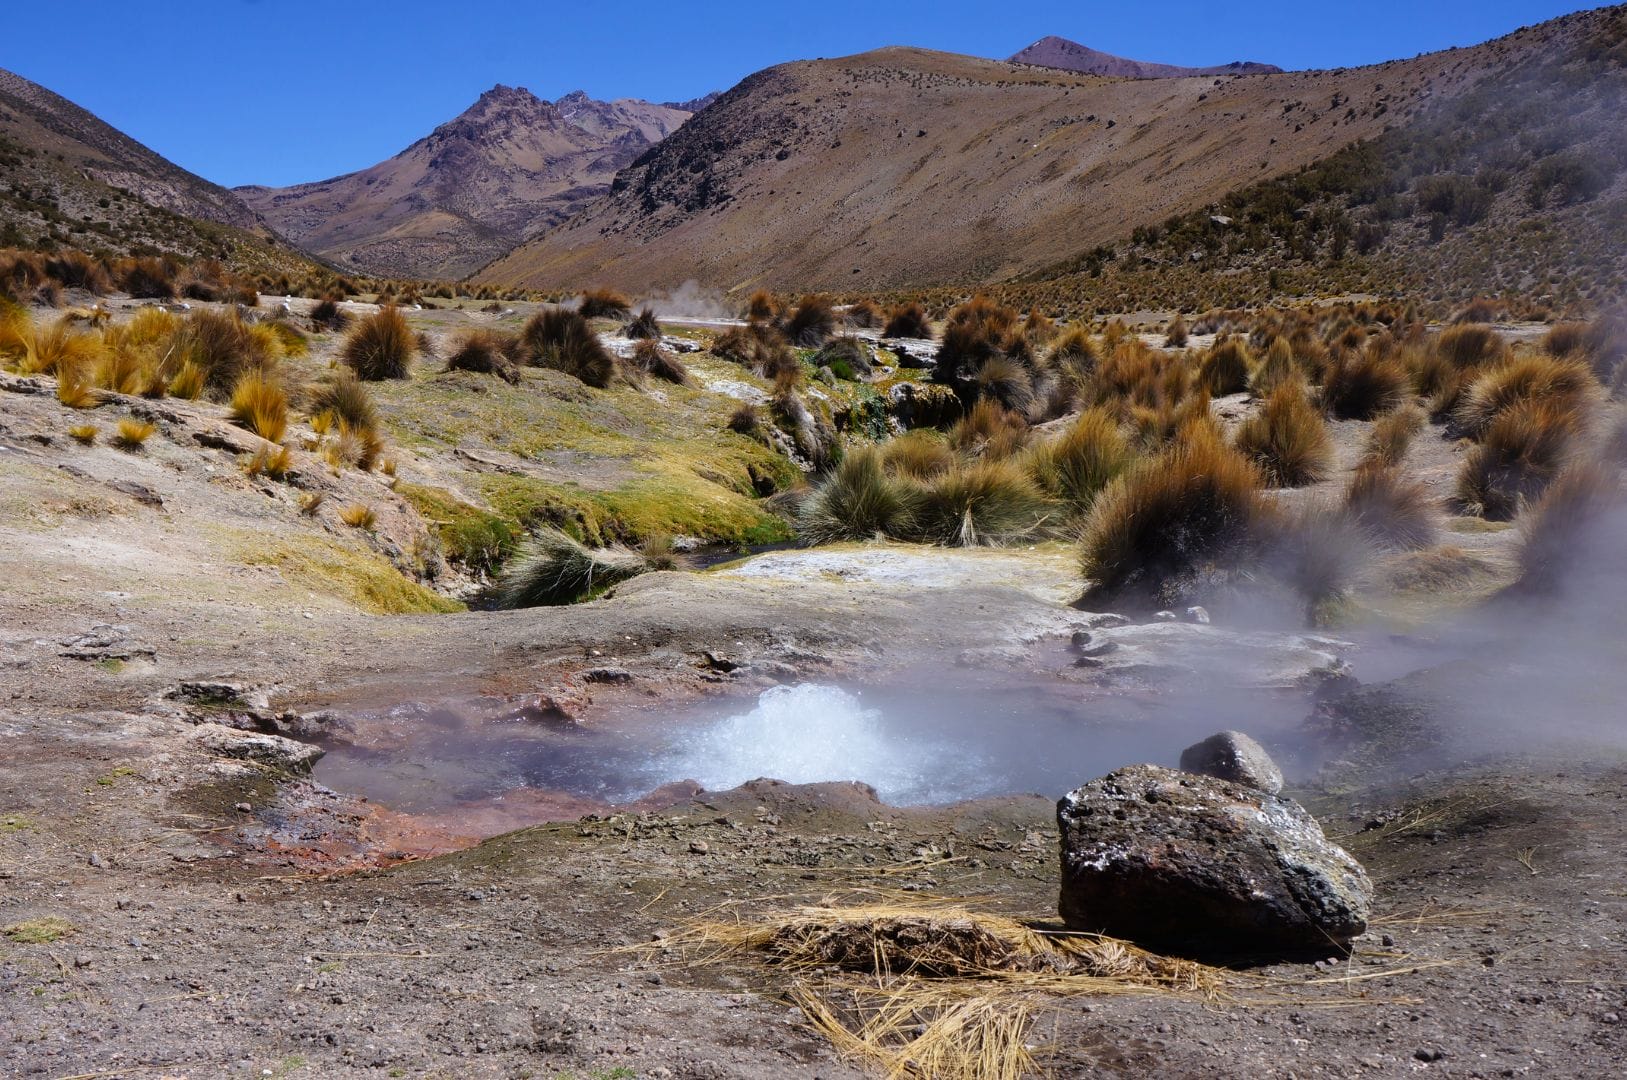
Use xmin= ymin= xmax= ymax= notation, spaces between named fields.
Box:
xmin=881 ymin=429 xmax=956 ymax=480
xmin=1030 ymin=406 xmax=1132 ymax=514
xmin=337 ymin=503 xmax=377 ymax=529
xmin=55 ymin=361 xmax=101 ymax=408
xmin=1363 ymin=404 xmax=1426 ymax=468
xmin=168 ymin=361 xmax=207 ymax=401
xmin=68 ymin=423 xmax=98 ymax=444
xmin=113 ymin=418 xmax=155 ymax=450
xmin=444 ymin=329 xmax=521 ymax=383
xmin=245 ymin=444 xmax=292 ymax=480
xmin=1451 ymin=354 xmax=1594 ymax=440
xmin=229 ymin=371 xmax=288 ymax=443
xmin=495 ymin=527 xmax=649 ymax=607
xmin=912 ymin=459 xmax=1050 ymax=546
xmin=1234 ymin=380 xmax=1333 ymax=487
xmin=1199 ymin=337 xmax=1251 ymax=396
xmin=299 ymin=491 xmax=326 ymax=516
xmin=1434 ymin=324 xmax=1506 ymax=371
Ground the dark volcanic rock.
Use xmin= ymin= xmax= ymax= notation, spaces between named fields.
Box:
xmin=1056 ymin=764 xmax=1370 ymax=956
xmin=1179 ymin=730 xmax=1284 ymax=793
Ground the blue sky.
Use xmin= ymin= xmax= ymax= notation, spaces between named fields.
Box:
xmin=0 ymin=1 xmax=1597 ymax=189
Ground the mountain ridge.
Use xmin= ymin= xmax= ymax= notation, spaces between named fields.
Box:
xmin=1007 ymin=36 xmax=1283 ymax=78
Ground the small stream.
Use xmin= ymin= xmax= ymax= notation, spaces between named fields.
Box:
xmin=313 ymin=663 xmax=1317 ymax=829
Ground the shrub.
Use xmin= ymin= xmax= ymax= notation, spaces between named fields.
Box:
xmin=632 ymin=339 xmax=695 ymax=387
xmin=911 ymin=459 xmax=1050 ymax=546
xmin=338 ymin=503 xmax=377 ymax=529
xmin=1516 ymin=462 xmax=1623 ymax=593
xmin=882 ymin=302 xmax=932 ymax=339
xmin=623 ymin=306 xmax=661 ymax=340
xmin=113 ymin=418 xmax=155 ymax=450
xmin=783 ymin=295 xmax=836 ymax=347
xmin=881 ymin=430 xmax=955 ymax=480
xmin=1452 ymin=354 xmax=1594 ymax=440
xmin=1363 ymin=404 xmax=1426 ymax=467
xmin=1035 ymin=407 xmax=1132 ymax=513
xmin=310 ymin=296 xmax=349 ymax=330
xmin=1455 ymin=399 xmax=1579 ymax=520
xmin=229 ymin=371 xmax=288 ymax=443
xmin=845 ymin=299 xmax=882 ymax=329
xmin=495 ymin=528 xmax=649 ymax=607
xmin=309 ymin=371 xmax=379 ymax=435
xmin=445 ymin=330 xmax=521 ymax=384
xmin=519 ymin=307 xmax=615 ymax=387
xmin=1345 ymin=463 xmax=1437 ymax=549
xmin=798 ymin=446 xmax=920 ymax=544
xmin=340 ymin=306 xmax=414 ymax=380
xmin=1234 ymin=381 xmax=1333 ymax=487
xmin=1319 ymin=348 xmax=1407 ymax=420
xmin=1199 ymin=337 xmax=1251 ymax=396
xmin=578 ymin=287 xmax=632 ymax=320
xmin=1079 ymin=426 xmax=1267 ymax=601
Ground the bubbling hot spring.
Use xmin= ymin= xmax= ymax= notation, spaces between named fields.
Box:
xmin=314 ymin=672 xmax=1313 ymax=833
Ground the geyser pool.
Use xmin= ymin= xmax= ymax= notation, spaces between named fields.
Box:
xmin=314 ymin=671 xmax=1312 ymax=827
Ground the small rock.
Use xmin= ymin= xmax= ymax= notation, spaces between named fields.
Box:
xmin=191 ymin=724 xmax=323 ymax=774
xmin=87 ymin=853 xmax=106 ymax=868
xmin=1079 ymin=612 xmax=1131 ymax=629
xmin=1414 ymin=1048 xmax=1446 ymax=1063
xmin=1179 ymin=730 xmax=1285 ymax=794
xmin=1069 ymin=631 xmax=1118 ymax=657
xmin=1381 ymin=934 xmax=1396 ymax=948
xmin=1185 ymin=605 xmax=1211 ymax=624
xmin=583 ymin=667 xmax=633 ymax=684
xmin=234 ymin=802 xmax=252 ymax=813
xmin=1153 ymin=610 xmax=1179 ymax=622
xmin=1603 ymin=1012 xmax=1620 ymax=1024
xmin=74 ymin=954 xmax=93 ymax=968
xmin=689 ymin=840 xmax=710 ymax=855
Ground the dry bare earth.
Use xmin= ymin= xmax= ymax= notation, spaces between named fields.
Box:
xmin=237 ymin=87 xmax=699 ymax=281
xmin=480 ymin=16 xmax=1577 ymax=294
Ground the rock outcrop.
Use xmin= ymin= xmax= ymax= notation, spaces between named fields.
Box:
xmin=1057 ymin=765 xmax=1370 ymax=956
xmin=1179 ymin=730 xmax=1284 ymax=793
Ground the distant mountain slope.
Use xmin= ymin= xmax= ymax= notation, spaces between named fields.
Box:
xmin=237 ymin=87 xmax=699 ymax=280
xmin=1008 ymin=36 xmax=1282 ymax=78
xmin=0 ymin=66 xmax=307 ymax=273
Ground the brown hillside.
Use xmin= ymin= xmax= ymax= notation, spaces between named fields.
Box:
xmin=237 ymin=86 xmax=698 ymax=281
xmin=1009 ymin=36 xmax=1282 ymax=78
xmin=478 ymin=15 xmax=1586 ymax=295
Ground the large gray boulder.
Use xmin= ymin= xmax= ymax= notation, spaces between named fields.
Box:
xmin=1057 ymin=764 xmax=1371 ymax=957
xmin=1179 ymin=729 xmax=1284 ymax=793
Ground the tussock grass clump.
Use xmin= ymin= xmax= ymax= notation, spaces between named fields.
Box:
xmin=1452 ymin=354 xmax=1594 ymax=440
xmin=937 ymin=296 xmax=1019 ymax=374
xmin=578 ymin=287 xmax=632 ymax=320
xmin=445 ymin=330 xmax=521 ymax=384
xmin=623 ymin=306 xmax=661 ymax=340
xmin=169 ymin=309 xmax=276 ymax=396
xmin=814 ymin=335 xmax=873 ymax=380
xmin=246 ymin=444 xmax=293 ymax=480
xmin=726 ymin=402 xmax=762 ymax=436
xmin=67 ymin=423 xmax=98 ymax=445
xmin=713 ymin=322 xmax=784 ymax=368
xmin=113 ymin=418 xmax=155 ymax=450
xmin=229 ymin=371 xmax=288 ymax=443
xmin=632 ymin=339 xmax=696 ymax=387
xmin=309 ymin=296 xmax=349 ymax=331
xmin=1516 ymin=462 xmax=1624 ymax=593
xmin=338 ymin=503 xmax=377 ymax=529
xmin=1250 ymin=337 xmax=1298 ymax=397
xmin=55 ymin=362 xmax=100 ymax=408
xmin=972 ymin=355 xmax=1034 ymax=414
xmin=1164 ymin=317 xmax=1189 ymax=348
xmin=309 ymin=371 xmax=379 ymax=436
xmin=844 ymin=298 xmax=882 ymax=329
xmin=1345 ymin=463 xmax=1437 ymax=549
xmin=1387 ymin=545 xmax=1500 ymax=593
xmin=1543 ymin=322 xmax=1590 ymax=359
xmin=118 ymin=257 xmax=177 ymax=300
xmin=1455 ymin=399 xmax=1579 ymax=520
xmin=1198 ymin=337 xmax=1250 ymax=396
xmin=912 ymin=459 xmax=1049 ymax=546
xmin=1434 ymin=324 xmax=1507 ymax=371
xmin=1049 ymin=325 xmax=1097 ymax=371
xmin=798 ymin=446 xmax=920 ymax=544
xmin=744 ymin=289 xmax=780 ymax=323
xmin=948 ymin=398 xmax=1027 ymax=457
xmin=495 ymin=527 xmax=649 ymax=607
xmin=1080 ymin=427 xmax=1267 ymax=602
xmin=881 ymin=429 xmax=955 ymax=480
xmin=783 ymin=295 xmax=837 ymax=347
xmin=882 ymin=302 xmax=932 ymax=340
xmin=519 ymin=307 xmax=616 ymax=387
xmin=1319 ymin=348 xmax=1407 ymax=420
xmin=1031 ymin=407 xmax=1132 ymax=514
xmin=1364 ymin=404 xmax=1426 ymax=468
xmin=341 ymin=306 xmax=414 ymax=381
xmin=1234 ymin=381 xmax=1332 ymax=487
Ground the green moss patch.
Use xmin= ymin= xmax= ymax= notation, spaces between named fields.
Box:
xmin=5 ymin=917 xmax=74 ymax=944
xmin=396 ymin=482 xmax=518 ymax=574
xmin=242 ymin=537 xmax=464 ymax=615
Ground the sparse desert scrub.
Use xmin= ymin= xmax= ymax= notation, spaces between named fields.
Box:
xmin=1363 ymin=404 xmax=1427 ymax=467
xmin=1516 ymin=461 xmax=1624 ymax=593
xmin=1028 ymin=407 xmax=1132 ymax=514
xmin=495 ymin=527 xmax=649 ymax=607
xmin=632 ymin=339 xmax=695 ymax=387
xmin=1198 ymin=337 xmax=1250 ymax=396
xmin=782 ymin=295 xmax=837 ymax=348
xmin=1345 ymin=462 xmax=1437 ymax=549
xmin=882 ymin=302 xmax=932 ymax=339
xmin=1234 ymin=381 xmax=1332 ymax=487
xmin=113 ymin=418 xmax=155 ymax=450
xmin=1079 ymin=426 xmax=1268 ymax=603
xmin=229 ymin=371 xmax=288 ymax=443
xmin=341 ymin=306 xmax=414 ymax=381
xmin=578 ymin=287 xmax=632 ymax=320
xmin=519 ymin=307 xmax=616 ymax=387
xmin=444 ymin=330 xmax=521 ymax=384
xmin=909 ymin=459 xmax=1050 ymax=546
xmin=623 ymin=306 xmax=661 ymax=340
xmin=1319 ymin=347 xmax=1407 ymax=420
xmin=798 ymin=446 xmax=921 ymax=544
xmin=1451 ymin=354 xmax=1594 ymax=440
xmin=1455 ymin=399 xmax=1579 ymax=520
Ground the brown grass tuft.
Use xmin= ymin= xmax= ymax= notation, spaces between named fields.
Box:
xmin=1198 ymin=337 xmax=1250 ymax=396
xmin=1451 ymin=354 xmax=1594 ymax=440
xmin=1346 ymin=463 xmax=1437 ymax=549
xmin=1363 ymin=404 xmax=1426 ymax=468
xmin=341 ymin=306 xmax=414 ymax=381
xmin=1234 ymin=381 xmax=1332 ymax=487
xmin=1516 ymin=462 xmax=1624 ymax=592
xmin=783 ymin=295 xmax=837 ymax=348
xmin=578 ymin=287 xmax=632 ymax=320
xmin=519 ymin=307 xmax=616 ymax=387
xmin=67 ymin=423 xmax=98 ymax=444
xmin=113 ymin=418 xmax=155 ymax=450
xmin=1319 ymin=347 xmax=1407 ymax=420
xmin=882 ymin=301 xmax=932 ymax=339
xmin=632 ymin=339 xmax=695 ymax=387
xmin=229 ymin=371 xmax=288 ymax=443
xmin=1455 ymin=399 xmax=1579 ymax=520
xmin=444 ymin=330 xmax=521 ymax=383
xmin=338 ymin=503 xmax=377 ymax=529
